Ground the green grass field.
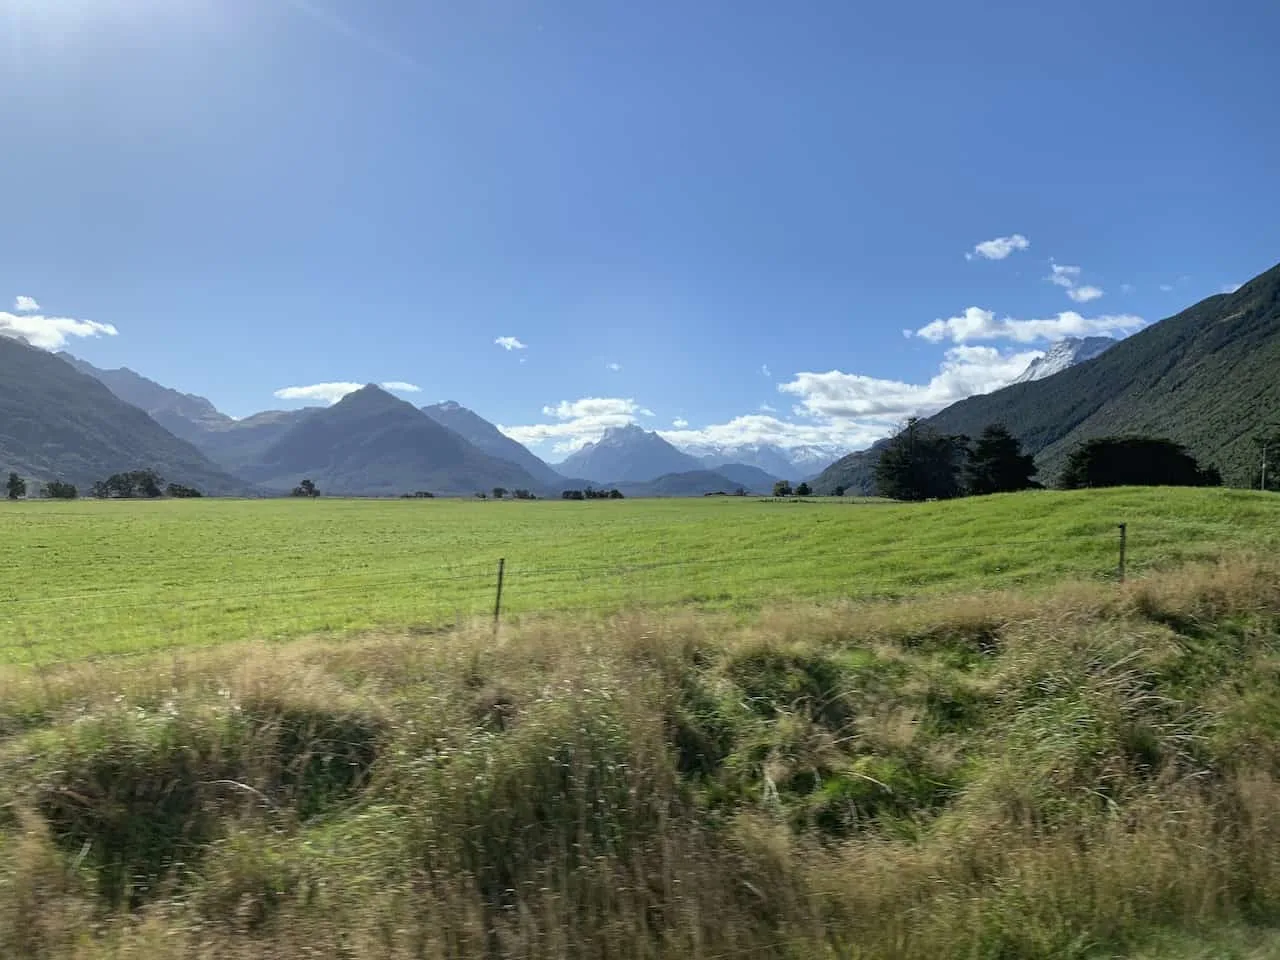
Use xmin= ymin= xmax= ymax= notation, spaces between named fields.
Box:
xmin=4 ymin=487 xmax=1280 ymax=664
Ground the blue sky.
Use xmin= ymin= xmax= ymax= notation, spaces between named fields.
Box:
xmin=2 ymin=0 xmax=1277 ymax=462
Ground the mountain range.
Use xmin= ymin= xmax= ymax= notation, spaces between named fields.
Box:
xmin=8 ymin=258 xmax=1277 ymax=498
xmin=815 ymin=261 xmax=1280 ymax=493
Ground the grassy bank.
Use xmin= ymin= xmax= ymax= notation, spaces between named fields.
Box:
xmin=5 ymin=487 xmax=1280 ymax=663
xmin=5 ymin=558 xmax=1280 ymax=957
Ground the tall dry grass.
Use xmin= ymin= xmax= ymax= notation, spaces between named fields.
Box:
xmin=3 ymin=557 xmax=1280 ymax=958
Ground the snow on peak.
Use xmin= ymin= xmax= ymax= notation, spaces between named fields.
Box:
xmin=1013 ymin=336 xmax=1115 ymax=384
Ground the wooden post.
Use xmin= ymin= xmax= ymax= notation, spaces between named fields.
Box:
xmin=493 ymin=558 xmax=506 ymax=631
xmin=1117 ymin=524 xmax=1127 ymax=584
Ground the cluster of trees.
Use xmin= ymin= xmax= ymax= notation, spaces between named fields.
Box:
xmin=6 ymin=472 xmax=26 ymax=500
xmin=562 ymin=488 xmax=624 ymax=500
xmin=873 ymin=419 xmax=1225 ymax=500
xmin=1059 ymin=437 xmax=1220 ymax=489
xmin=772 ymin=481 xmax=813 ymax=497
xmin=291 ymin=479 xmax=320 ymax=497
xmin=488 ymin=488 xmax=538 ymax=500
xmin=45 ymin=480 xmax=78 ymax=499
xmin=401 ymin=490 xmax=435 ymax=499
xmin=90 ymin=470 xmax=171 ymax=499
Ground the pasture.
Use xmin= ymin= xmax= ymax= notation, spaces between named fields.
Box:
xmin=4 ymin=487 xmax=1280 ymax=664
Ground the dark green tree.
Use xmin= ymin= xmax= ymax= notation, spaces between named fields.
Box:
xmin=963 ymin=424 xmax=1037 ymax=496
xmin=165 ymin=482 xmax=203 ymax=498
xmin=492 ymin=487 xmax=507 ymax=500
xmin=45 ymin=480 xmax=77 ymax=499
xmin=90 ymin=480 xmax=110 ymax=499
xmin=833 ymin=485 xmax=846 ymax=497
xmin=1059 ymin=436 xmax=1221 ymax=489
xmin=773 ymin=480 xmax=793 ymax=497
xmin=6 ymin=472 xmax=25 ymax=500
xmin=874 ymin=418 xmax=967 ymax=501
xmin=795 ymin=481 xmax=812 ymax=496
xmin=608 ymin=489 xmax=624 ymax=499
xmin=292 ymin=479 xmax=319 ymax=497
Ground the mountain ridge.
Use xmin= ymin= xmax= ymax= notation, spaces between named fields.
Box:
xmin=0 ymin=338 xmax=250 ymax=494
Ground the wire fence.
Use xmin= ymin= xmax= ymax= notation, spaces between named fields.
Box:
xmin=0 ymin=526 xmax=1136 ymax=669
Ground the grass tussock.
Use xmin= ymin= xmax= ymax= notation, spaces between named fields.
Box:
xmin=4 ymin=557 xmax=1280 ymax=957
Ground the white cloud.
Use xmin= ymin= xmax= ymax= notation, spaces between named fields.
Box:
xmin=274 ymin=382 xmax=365 ymax=404
xmin=1048 ymin=262 xmax=1081 ymax=288
xmin=14 ymin=296 xmax=40 ymax=312
xmin=761 ymin=364 xmax=771 ymax=378
xmin=1221 ymin=282 xmax=1242 ymax=294
xmin=759 ymin=402 xmax=777 ymax=413
xmin=1120 ymin=283 xmax=1135 ymax=294
xmin=966 ymin=234 xmax=1030 ymax=261
xmin=662 ymin=344 xmax=1045 ymax=458
xmin=915 ymin=306 xmax=1144 ymax=344
xmin=606 ymin=362 xmax=622 ymax=372
xmin=1047 ymin=261 xmax=1104 ymax=302
xmin=500 ymin=397 xmax=653 ymax=454
xmin=273 ymin=381 xmax=421 ymax=405
xmin=494 ymin=336 xmax=527 ymax=351
xmin=0 ymin=309 xmax=118 ymax=350
xmin=662 ymin=414 xmax=886 ymax=456
xmin=779 ymin=345 xmax=1040 ymax=422
xmin=672 ymin=418 xmax=689 ymax=428
xmin=1159 ymin=284 xmax=1174 ymax=292
xmin=1067 ymin=285 xmax=1104 ymax=303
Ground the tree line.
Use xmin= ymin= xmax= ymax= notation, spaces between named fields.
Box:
xmin=5 ymin=470 xmax=202 ymax=500
xmin=872 ymin=419 xmax=1226 ymax=500
xmin=562 ymin=488 xmax=624 ymax=500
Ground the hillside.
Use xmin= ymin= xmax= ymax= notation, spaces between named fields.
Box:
xmin=816 ymin=261 xmax=1280 ymax=493
xmin=687 ymin=442 xmax=842 ymax=479
xmin=707 ymin=462 xmax=780 ymax=491
xmin=238 ymin=384 xmax=546 ymax=496
xmin=422 ymin=400 xmax=564 ymax=487
xmin=559 ymin=424 xmax=703 ymax=482
xmin=613 ymin=469 xmax=743 ymax=497
xmin=0 ymin=337 xmax=249 ymax=494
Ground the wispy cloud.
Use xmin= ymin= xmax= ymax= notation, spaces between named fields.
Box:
xmin=1048 ymin=262 xmax=1082 ymax=288
xmin=672 ymin=417 xmax=689 ymax=428
xmin=759 ymin=402 xmax=777 ymax=413
xmin=1120 ymin=283 xmax=1135 ymax=294
xmin=1159 ymin=284 xmax=1174 ymax=292
xmin=761 ymin=364 xmax=772 ymax=378
xmin=500 ymin=397 xmax=653 ymax=454
xmin=606 ymin=362 xmax=622 ymax=372
xmin=0 ymin=297 xmax=118 ymax=350
xmin=1067 ymin=285 xmax=1104 ymax=303
xmin=915 ymin=306 xmax=1145 ymax=344
xmin=966 ymin=234 xmax=1030 ymax=261
xmin=273 ymin=381 xmax=422 ymax=405
xmin=495 ymin=336 xmax=527 ymax=351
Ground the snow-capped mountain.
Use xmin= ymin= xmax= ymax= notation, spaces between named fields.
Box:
xmin=556 ymin=424 xmax=703 ymax=483
xmin=1013 ymin=336 xmax=1116 ymax=384
xmin=683 ymin=442 xmax=846 ymax=480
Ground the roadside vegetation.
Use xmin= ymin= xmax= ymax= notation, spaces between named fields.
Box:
xmin=4 ymin=556 xmax=1280 ymax=957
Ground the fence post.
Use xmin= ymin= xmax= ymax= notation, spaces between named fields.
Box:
xmin=1117 ymin=523 xmax=1127 ymax=584
xmin=493 ymin=558 xmax=506 ymax=631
